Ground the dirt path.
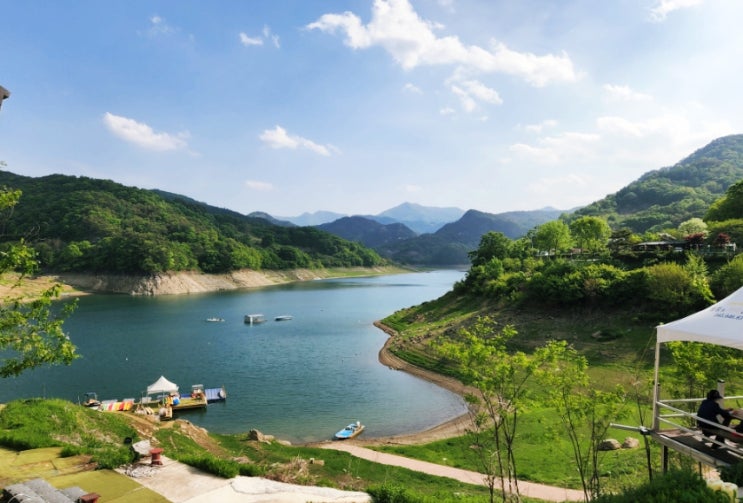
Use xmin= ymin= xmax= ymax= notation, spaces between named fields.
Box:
xmin=361 ymin=323 xmax=585 ymax=502
xmin=319 ymin=442 xmax=585 ymax=502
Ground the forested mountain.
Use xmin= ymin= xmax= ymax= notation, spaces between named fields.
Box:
xmin=279 ymin=202 xmax=466 ymax=233
xmin=317 ymin=216 xmax=417 ymax=248
xmin=276 ymin=210 xmax=346 ymax=227
xmin=435 ymin=209 xmax=560 ymax=242
xmin=380 ymin=208 xmax=563 ymax=265
xmin=362 ymin=208 xmax=562 ymax=265
xmin=0 ymin=171 xmax=385 ymax=275
xmin=370 ymin=203 xmax=466 ymax=234
xmin=314 ymin=208 xmax=565 ymax=266
xmin=569 ymin=134 xmax=743 ymax=233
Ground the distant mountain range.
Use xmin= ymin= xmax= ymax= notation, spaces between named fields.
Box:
xmin=260 ymin=203 xmax=567 ymax=266
xmin=275 ymin=202 xmax=466 ymax=234
xmin=261 ymin=134 xmax=743 ymax=266
xmin=3 ymin=134 xmax=742 ymax=271
xmin=317 ymin=207 xmax=565 ymax=265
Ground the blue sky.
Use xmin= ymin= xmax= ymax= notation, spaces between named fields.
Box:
xmin=1 ymin=0 xmax=741 ymax=218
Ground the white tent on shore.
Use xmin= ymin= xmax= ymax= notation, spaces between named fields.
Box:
xmin=648 ymin=286 xmax=743 ymax=468
xmin=146 ymin=375 xmax=179 ymax=396
xmin=656 ymin=285 xmax=743 ymax=350
xmin=653 ymin=285 xmax=743 ymax=430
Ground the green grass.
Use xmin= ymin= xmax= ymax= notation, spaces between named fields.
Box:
xmin=0 ymin=399 xmax=498 ymax=502
xmin=374 ymin=406 xmax=657 ymax=493
xmin=376 ymin=297 xmax=682 ymax=496
xmin=0 ymin=398 xmax=138 ymax=468
xmin=0 ymin=292 xmax=717 ymax=501
xmin=211 ymin=435 xmax=496 ymax=500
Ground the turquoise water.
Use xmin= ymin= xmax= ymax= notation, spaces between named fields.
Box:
xmin=1 ymin=270 xmax=467 ymax=443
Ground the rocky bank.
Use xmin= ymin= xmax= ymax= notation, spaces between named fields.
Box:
xmin=55 ymin=266 xmax=404 ymax=296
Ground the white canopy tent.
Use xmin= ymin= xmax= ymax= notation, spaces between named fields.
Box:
xmin=146 ymin=375 xmax=179 ymax=396
xmin=653 ymin=285 xmax=743 ymax=430
xmin=656 ymin=286 xmax=743 ymax=350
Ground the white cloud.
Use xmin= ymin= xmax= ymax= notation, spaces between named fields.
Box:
xmin=464 ymin=80 xmax=501 ymax=105
xmin=447 ymin=74 xmax=502 ymax=113
xmin=603 ymin=84 xmax=652 ymax=102
xmin=437 ymin=0 xmax=456 ymax=13
xmin=528 ymin=173 xmax=589 ymax=196
xmin=148 ymin=15 xmax=175 ymax=37
xmin=401 ymin=184 xmax=423 ymax=193
xmin=509 ymin=132 xmax=600 ymax=164
xmin=307 ymin=0 xmax=577 ymax=86
xmin=259 ymin=125 xmax=334 ymax=156
xmin=240 ymin=26 xmax=280 ymax=48
xmin=523 ymin=119 xmax=558 ymax=134
xmin=451 ymin=85 xmax=476 ymax=112
xmin=597 ymin=113 xmax=692 ymax=138
xmin=245 ymin=180 xmax=273 ymax=191
xmin=263 ymin=25 xmax=281 ymax=48
xmin=649 ymin=0 xmax=705 ymax=21
xmin=509 ymin=142 xmax=560 ymax=164
xmin=403 ymin=82 xmax=422 ymax=94
xmin=439 ymin=107 xmax=455 ymax=116
xmin=103 ymin=112 xmax=188 ymax=151
xmin=239 ymin=32 xmax=263 ymax=46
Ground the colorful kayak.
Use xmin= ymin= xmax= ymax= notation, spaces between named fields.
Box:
xmin=334 ymin=421 xmax=365 ymax=440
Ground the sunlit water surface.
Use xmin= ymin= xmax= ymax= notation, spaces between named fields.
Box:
xmin=2 ymin=270 xmax=467 ymax=443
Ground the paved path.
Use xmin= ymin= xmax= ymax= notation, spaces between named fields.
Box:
xmin=118 ymin=455 xmax=371 ymax=503
xmin=320 ymin=443 xmax=585 ymax=502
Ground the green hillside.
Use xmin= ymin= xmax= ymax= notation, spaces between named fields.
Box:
xmin=0 ymin=171 xmax=385 ymax=275
xmin=569 ymin=134 xmax=743 ymax=232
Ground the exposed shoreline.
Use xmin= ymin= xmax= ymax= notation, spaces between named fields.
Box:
xmin=351 ymin=321 xmax=474 ymax=446
xmin=0 ymin=266 xmax=411 ymax=299
xmin=56 ymin=266 xmax=409 ymax=296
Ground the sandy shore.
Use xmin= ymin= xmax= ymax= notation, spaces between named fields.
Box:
xmin=356 ymin=321 xmax=475 ymax=446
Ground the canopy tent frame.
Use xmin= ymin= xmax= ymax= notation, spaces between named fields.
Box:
xmin=146 ymin=375 xmax=179 ymax=396
xmin=651 ymin=286 xmax=743 ymax=468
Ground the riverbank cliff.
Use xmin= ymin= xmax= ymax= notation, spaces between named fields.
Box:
xmin=1 ymin=266 xmax=409 ymax=298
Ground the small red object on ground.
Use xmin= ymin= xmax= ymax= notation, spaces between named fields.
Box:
xmin=79 ymin=493 xmax=100 ymax=503
xmin=150 ymin=447 xmax=164 ymax=465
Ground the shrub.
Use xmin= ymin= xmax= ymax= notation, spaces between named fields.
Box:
xmin=643 ymin=262 xmax=712 ymax=318
xmin=719 ymin=462 xmax=743 ymax=486
xmin=238 ymin=463 xmax=265 ymax=477
xmin=592 ymin=469 xmax=729 ymax=502
xmin=179 ymin=454 xmax=240 ymax=478
xmin=710 ymin=254 xmax=743 ymax=299
xmin=368 ymin=484 xmax=422 ymax=503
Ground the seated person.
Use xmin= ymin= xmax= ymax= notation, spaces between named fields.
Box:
xmin=697 ymin=389 xmax=741 ymax=446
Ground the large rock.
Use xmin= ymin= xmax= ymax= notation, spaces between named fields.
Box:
xmin=598 ymin=438 xmax=622 ymax=451
xmin=248 ymin=429 xmax=275 ymax=443
xmin=622 ymin=437 xmax=640 ymax=449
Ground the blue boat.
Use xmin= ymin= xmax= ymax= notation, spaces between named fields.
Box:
xmin=334 ymin=421 xmax=365 ymax=440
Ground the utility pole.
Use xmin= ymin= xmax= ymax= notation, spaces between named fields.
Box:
xmin=0 ymin=85 xmax=10 ymax=110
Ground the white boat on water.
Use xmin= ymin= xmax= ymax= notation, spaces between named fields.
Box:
xmin=205 ymin=317 xmax=225 ymax=322
xmin=334 ymin=421 xmax=365 ymax=440
xmin=275 ymin=315 xmax=293 ymax=321
xmin=244 ymin=314 xmax=266 ymax=324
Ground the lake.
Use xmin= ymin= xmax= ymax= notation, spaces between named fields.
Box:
xmin=1 ymin=269 xmax=468 ymax=443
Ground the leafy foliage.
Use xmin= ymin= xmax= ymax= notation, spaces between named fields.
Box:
xmin=535 ymin=341 xmax=628 ymax=500
xmin=570 ymin=134 xmax=743 ymax=233
xmin=0 ymin=171 xmax=386 ymax=274
xmin=0 ymin=185 xmax=78 ymax=378
xmin=592 ymin=469 xmax=729 ymax=503
xmin=706 ymin=179 xmax=743 ymax=222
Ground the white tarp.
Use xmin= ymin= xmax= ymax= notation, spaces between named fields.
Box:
xmin=146 ymin=375 xmax=179 ymax=395
xmin=656 ymin=285 xmax=743 ymax=350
